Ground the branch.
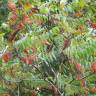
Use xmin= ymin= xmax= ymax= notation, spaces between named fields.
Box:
xmin=69 ymin=73 xmax=94 ymax=84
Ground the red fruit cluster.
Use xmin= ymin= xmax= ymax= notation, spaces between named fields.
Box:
xmin=91 ymin=63 xmax=96 ymax=73
xmin=91 ymin=23 xmax=96 ymax=30
xmin=2 ymin=52 xmax=12 ymax=63
xmin=8 ymin=1 xmax=16 ymax=12
xmin=75 ymin=63 xmax=82 ymax=72
xmin=87 ymin=20 xmax=96 ymax=30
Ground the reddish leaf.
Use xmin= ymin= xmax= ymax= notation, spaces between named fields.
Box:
xmin=31 ymin=90 xmax=37 ymax=96
xmin=23 ymin=14 xmax=32 ymax=24
xmin=63 ymin=39 xmax=71 ymax=49
xmin=8 ymin=22 xmax=24 ymax=42
xmin=81 ymin=79 xmax=86 ymax=87
xmin=76 ymin=74 xmax=82 ymax=80
xmin=43 ymin=40 xmax=51 ymax=46
xmin=31 ymin=7 xmax=39 ymax=13
xmin=91 ymin=63 xmax=96 ymax=73
xmin=16 ymin=22 xmax=24 ymax=30
xmin=90 ymin=87 xmax=96 ymax=94
xmin=87 ymin=20 xmax=96 ymax=29
xmin=77 ymin=25 xmax=84 ymax=32
xmin=24 ymin=47 xmax=37 ymax=54
xmin=2 ymin=52 xmax=12 ymax=63
xmin=10 ymin=14 xmax=18 ymax=22
xmin=19 ymin=55 xmax=37 ymax=65
xmin=91 ymin=23 xmax=96 ymax=29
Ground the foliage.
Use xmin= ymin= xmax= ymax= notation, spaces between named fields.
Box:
xmin=0 ymin=0 xmax=96 ymax=96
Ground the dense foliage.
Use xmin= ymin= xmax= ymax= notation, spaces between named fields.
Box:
xmin=0 ymin=0 xmax=96 ymax=96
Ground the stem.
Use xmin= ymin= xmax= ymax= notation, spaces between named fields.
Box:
xmin=45 ymin=79 xmax=62 ymax=96
xmin=69 ymin=73 xmax=94 ymax=84
xmin=17 ymin=83 xmax=20 ymax=96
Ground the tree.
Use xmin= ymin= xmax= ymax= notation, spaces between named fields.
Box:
xmin=0 ymin=0 xmax=96 ymax=96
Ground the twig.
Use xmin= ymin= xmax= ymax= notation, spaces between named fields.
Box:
xmin=45 ymin=78 xmax=62 ymax=96
xmin=69 ymin=73 xmax=94 ymax=84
